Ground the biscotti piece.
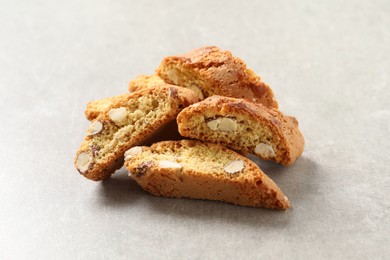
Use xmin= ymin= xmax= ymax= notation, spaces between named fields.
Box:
xmin=128 ymin=74 xmax=169 ymax=92
xmin=156 ymin=46 xmax=278 ymax=108
xmin=124 ymin=140 xmax=290 ymax=209
xmin=74 ymin=86 xmax=198 ymax=181
xmin=177 ymin=96 xmax=304 ymax=166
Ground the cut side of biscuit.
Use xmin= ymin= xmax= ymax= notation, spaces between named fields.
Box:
xmin=177 ymin=96 xmax=304 ymax=166
xmin=75 ymin=86 xmax=198 ymax=181
xmin=156 ymin=46 xmax=279 ymax=108
xmin=124 ymin=140 xmax=290 ymax=209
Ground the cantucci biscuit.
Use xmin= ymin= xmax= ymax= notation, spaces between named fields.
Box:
xmin=177 ymin=96 xmax=304 ymax=166
xmin=124 ymin=140 xmax=290 ymax=209
xmin=156 ymin=46 xmax=278 ymax=108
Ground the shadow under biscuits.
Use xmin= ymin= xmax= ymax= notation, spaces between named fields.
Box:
xmin=252 ymin=155 xmax=321 ymax=208
xmin=141 ymin=120 xmax=184 ymax=146
xmin=97 ymin=167 xmax=144 ymax=207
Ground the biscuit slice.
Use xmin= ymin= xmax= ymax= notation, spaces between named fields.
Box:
xmin=156 ymin=46 xmax=278 ymax=108
xmin=74 ymin=86 xmax=198 ymax=181
xmin=124 ymin=140 xmax=290 ymax=209
xmin=177 ymin=96 xmax=304 ymax=166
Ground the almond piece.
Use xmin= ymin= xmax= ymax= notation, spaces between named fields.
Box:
xmin=254 ymin=143 xmax=275 ymax=158
xmin=206 ymin=119 xmax=219 ymax=130
xmin=206 ymin=117 xmax=237 ymax=132
xmin=188 ymin=85 xmax=204 ymax=100
xmin=217 ymin=117 xmax=237 ymax=132
xmin=76 ymin=152 xmax=92 ymax=174
xmin=87 ymin=120 xmax=103 ymax=136
xmin=158 ymin=160 xmax=182 ymax=169
xmin=124 ymin=146 xmax=143 ymax=161
xmin=224 ymin=160 xmax=245 ymax=174
xmin=108 ymin=107 xmax=127 ymax=124
xmin=166 ymin=70 xmax=179 ymax=85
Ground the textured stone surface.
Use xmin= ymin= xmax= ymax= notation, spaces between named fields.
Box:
xmin=0 ymin=0 xmax=389 ymax=259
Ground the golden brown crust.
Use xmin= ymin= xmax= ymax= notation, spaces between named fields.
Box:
xmin=177 ymin=96 xmax=304 ymax=166
xmin=74 ymin=86 xmax=198 ymax=181
xmin=156 ymin=46 xmax=278 ymax=108
xmin=128 ymin=74 xmax=170 ymax=92
xmin=124 ymin=140 xmax=290 ymax=210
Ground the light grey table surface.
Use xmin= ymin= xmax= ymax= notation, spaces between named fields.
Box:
xmin=1 ymin=0 xmax=389 ymax=259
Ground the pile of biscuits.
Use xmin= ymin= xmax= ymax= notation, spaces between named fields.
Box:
xmin=74 ymin=46 xmax=304 ymax=210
